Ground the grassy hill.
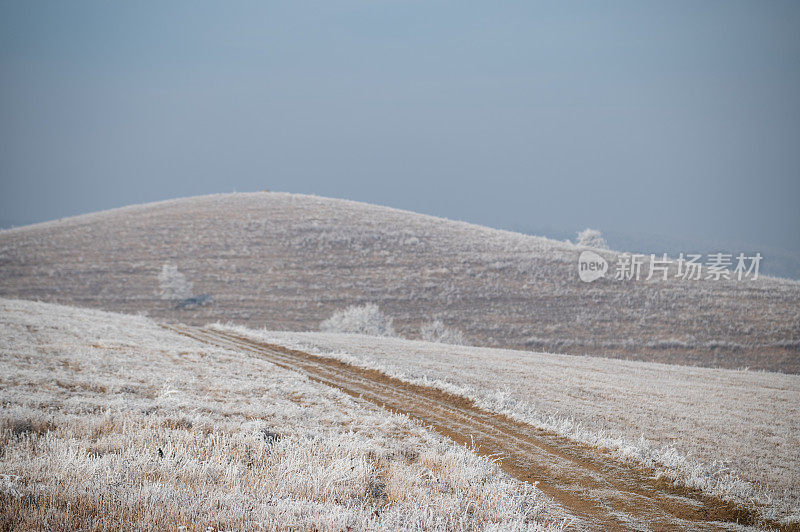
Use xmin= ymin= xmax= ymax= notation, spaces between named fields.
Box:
xmin=0 ymin=192 xmax=798 ymax=372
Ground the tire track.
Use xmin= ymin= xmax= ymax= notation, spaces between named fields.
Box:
xmin=164 ymin=324 xmax=781 ymax=531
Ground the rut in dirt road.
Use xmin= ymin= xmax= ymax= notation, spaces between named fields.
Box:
xmin=165 ymin=324 xmax=782 ymax=531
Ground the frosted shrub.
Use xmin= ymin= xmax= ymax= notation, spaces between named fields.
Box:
xmin=158 ymin=263 xmax=193 ymax=301
xmin=576 ymin=228 xmax=608 ymax=249
xmin=320 ymin=304 xmax=395 ymax=337
xmin=420 ymin=320 xmax=467 ymax=345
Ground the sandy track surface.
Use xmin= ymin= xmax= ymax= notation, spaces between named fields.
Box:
xmin=166 ymin=324 xmax=786 ymax=531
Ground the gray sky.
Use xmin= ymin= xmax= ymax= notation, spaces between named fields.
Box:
xmin=2 ymin=1 xmax=799 ymax=252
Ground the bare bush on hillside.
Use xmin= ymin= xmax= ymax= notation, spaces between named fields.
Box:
xmin=157 ymin=263 xmax=192 ymax=301
xmin=320 ymin=303 xmax=395 ymax=337
xmin=420 ymin=320 xmax=467 ymax=345
xmin=576 ymin=228 xmax=609 ymax=249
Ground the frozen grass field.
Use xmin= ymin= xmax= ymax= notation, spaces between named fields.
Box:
xmin=214 ymin=324 xmax=800 ymax=526
xmin=0 ymin=192 xmax=798 ymax=372
xmin=0 ymin=298 xmax=568 ymax=531
xmin=0 ymin=192 xmax=797 ymax=528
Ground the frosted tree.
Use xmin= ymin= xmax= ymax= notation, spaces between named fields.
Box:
xmin=158 ymin=263 xmax=193 ymax=301
xmin=320 ymin=303 xmax=395 ymax=337
xmin=576 ymin=228 xmax=608 ymax=249
xmin=420 ymin=320 xmax=467 ymax=345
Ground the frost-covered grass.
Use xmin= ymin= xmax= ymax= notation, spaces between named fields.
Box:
xmin=0 ymin=191 xmax=797 ymax=372
xmin=0 ymin=298 xmax=569 ymax=531
xmin=320 ymin=303 xmax=396 ymax=337
xmin=213 ymin=324 xmax=800 ymax=526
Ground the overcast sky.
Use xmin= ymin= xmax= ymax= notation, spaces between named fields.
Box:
xmin=2 ymin=1 xmax=799 ymax=251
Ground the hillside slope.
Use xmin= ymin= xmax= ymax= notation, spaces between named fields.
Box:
xmin=0 ymin=192 xmax=798 ymax=371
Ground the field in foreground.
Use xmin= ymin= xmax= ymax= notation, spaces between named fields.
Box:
xmin=214 ymin=324 xmax=800 ymax=527
xmin=1 ymin=192 xmax=798 ymax=372
xmin=0 ymin=298 xmax=568 ymax=531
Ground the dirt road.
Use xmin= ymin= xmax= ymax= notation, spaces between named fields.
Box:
xmin=165 ymin=324 xmax=781 ymax=531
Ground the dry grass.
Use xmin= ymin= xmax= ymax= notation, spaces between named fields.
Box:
xmin=0 ymin=298 xmax=568 ymax=531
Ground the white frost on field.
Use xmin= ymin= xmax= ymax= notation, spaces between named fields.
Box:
xmin=0 ymin=298 xmax=569 ymax=531
xmin=213 ymin=324 xmax=800 ymax=525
